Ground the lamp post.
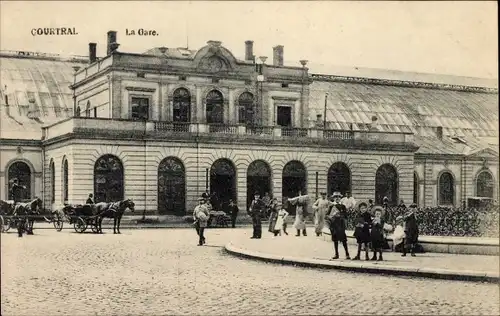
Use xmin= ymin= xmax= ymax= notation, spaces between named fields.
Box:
xmin=323 ymin=92 xmax=329 ymax=129
xmin=257 ymin=56 xmax=267 ymax=125
xmin=72 ymin=66 xmax=81 ymax=116
xmin=299 ymin=60 xmax=308 ymax=128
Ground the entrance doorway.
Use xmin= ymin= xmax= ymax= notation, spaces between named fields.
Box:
xmin=282 ymin=160 xmax=307 ymax=215
xmin=327 ymin=162 xmax=351 ymax=196
xmin=247 ymin=160 xmax=272 ymax=209
xmin=7 ymin=161 xmax=31 ymax=200
xmin=210 ymin=159 xmax=236 ymax=212
xmin=277 ymin=106 xmax=292 ymax=127
xmin=158 ymin=157 xmax=186 ymax=215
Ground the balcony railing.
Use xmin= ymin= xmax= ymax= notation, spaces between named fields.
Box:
xmin=42 ymin=118 xmax=415 ymax=147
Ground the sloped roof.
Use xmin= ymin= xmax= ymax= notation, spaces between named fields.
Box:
xmin=143 ymin=47 xmax=197 ymax=59
xmin=308 ymin=80 xmax=498 ymax=140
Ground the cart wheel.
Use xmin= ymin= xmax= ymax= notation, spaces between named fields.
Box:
xmin=73 ymin=217 xmax=87 ymax=233
xmin=53 ymin=217 xmax=64 ymax=232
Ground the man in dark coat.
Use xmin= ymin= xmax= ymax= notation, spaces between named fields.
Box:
xmin=402 ymin=203 xmax=419 ymax=257
xmin=10 ymin=179 xmax=26 ymax=203
xmin=248 ymin=192 xmax=265 ymax=239
xmin=227 ymin=199 xmax=239 ymax=228
xmin=326 ymin=192 xmax=350 ymax=260
xmin=86 ymin=193 xmax=95 ymax=204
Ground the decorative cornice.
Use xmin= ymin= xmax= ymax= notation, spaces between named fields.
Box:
xmin=125 ymin=86 xmax=156 ymax=93
xmin=272 ymin=96 xmax=300 ymax=102
xmin=0 ymin=138 xmax=43 ymax=147
xmin=310 ymin=74 xmax=498 ymax=93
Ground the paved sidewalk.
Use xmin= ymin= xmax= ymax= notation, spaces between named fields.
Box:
xmin=225 ymin=230 xmax=500 ymax=283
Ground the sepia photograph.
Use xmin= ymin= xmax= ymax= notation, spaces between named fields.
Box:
xmin=0 ymin=1 xmax=498 ymax=315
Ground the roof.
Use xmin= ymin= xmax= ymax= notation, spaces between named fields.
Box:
xmin=142 ymin=47 xmax=198 ymax=59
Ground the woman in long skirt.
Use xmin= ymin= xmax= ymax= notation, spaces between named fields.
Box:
xmin=268 ymin=198 xmax=279 ymax=233
xmin=312 ymin=192 xmax=333 ymax=236
xmin=289 ymin=194 xmax=310 ymax=236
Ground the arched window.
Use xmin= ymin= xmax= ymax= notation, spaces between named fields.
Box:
xmin=94 ymin=155 xmax=124 ymax=203
xmin=327 ymin=162 xmax=351 ymax=196
xmin=238 ymin=92 xmax=254 ymax=125
xmin=85 ymin=101 xmax=91 ymax=117
xmin=206 ymin=90 xmax=224 ymax=124
xmin=282 ymin=160 xmax=307 ymax=214
xmin=375 ymin=164 xmax=398 ymax=206
xmin=413 ymin=172 xmax=419 ymax=204
xmin=7 ymin=161 xmax=31 ymax=200
xmin=173 ymin=88 xmax=191 ymax=123
xmin=210 ymin=159 xmax=237 ymax=210
xmin=476 ymin=170 xmax=494 ymax=198
xmin=158 ymin=157 xmax=186 ymax=215
xmin=438 ymin=171 xmax=454 ymax=206
xmin=63 ymin=158 xmax=69 ymax=202
xmin=247 ymin=160 xmax=272 ymax=208
xmin=49 ymin=160 xmax=55 ymax=203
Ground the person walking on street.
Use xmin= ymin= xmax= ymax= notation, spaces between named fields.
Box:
xmin=312 ymin=192 xmax=333 ymax=236
xmin=10 ymin=179 xmax=26 ymax=238
xmin=227 ymin=199 xmax=239 ymax=228
xmin=193 ymin=197 xmax=210 ymax=246
xmin=289 ymin=193 xmax=309 ymax=237
xmin=272 ymin=203 xmax=289 ymax=236
xmin=248 ymin=192 xmax=265 ymax=239
xmin=353 ymin=202 xmax=372 ymax=261
xmin=267 ymin=197 xmax=279 ymax=233
xmin=402 ymin=203 xmax=419 ymax=257
xmin=326 ymin=192 xmax=350 ymax=260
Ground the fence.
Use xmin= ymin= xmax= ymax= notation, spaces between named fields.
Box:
xmin=344 ymin=205 xmax=499 ymax=238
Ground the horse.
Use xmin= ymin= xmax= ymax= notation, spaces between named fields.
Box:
xmin=13 ymin=197 xmax=43 ymax=236
xmin=94 ymin=199 xmax=135 ymax=234
xmin=0 ymin=200 xmax=15 ymax=216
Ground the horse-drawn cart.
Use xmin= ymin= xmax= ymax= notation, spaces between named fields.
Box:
xmin=56 ymin=204 xmax=101 ymax=233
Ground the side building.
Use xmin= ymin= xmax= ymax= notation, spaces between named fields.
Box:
xmin=0 ymin=31 xmax=498 ymax=215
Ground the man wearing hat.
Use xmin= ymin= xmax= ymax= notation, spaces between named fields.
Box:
xmin=193 ymin=197 xmax=210 ymax=246
xmin=326 ymin=192 xmax=351 ymax=260
xmin=402 ymin=203 xmax=419 ymax=257
xmin=10 ymin=178 xmax=26 ymax=204
xmin=248 ymin=192 xmax=265 ymax=239
xmin=312 ymin=192 xmax=334 ymax=237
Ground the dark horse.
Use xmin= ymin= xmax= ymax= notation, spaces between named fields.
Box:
xmin=4 ymin=198 xmax=42 ymax=236
xmin=94 ymin=199 xmax=135 ymax=234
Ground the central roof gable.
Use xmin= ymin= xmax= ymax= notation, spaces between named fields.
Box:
xmin=192 ymin=40 xmax=238 ymax=72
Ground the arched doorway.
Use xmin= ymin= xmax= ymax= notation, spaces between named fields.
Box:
xmin=247 ymin=160 xmax=272 ymax=208
xmin=476 ymin=170 xmax=494 ymax=198
xmin=210 ymin=159 xmax=236 ymax=211
xmin=173 ymin=88 xmax=191 ymax=122
xmin=438 ymin=171 xmax=454 ymax=206
xmin=7 ymin=161 xmax=31 ymax=200
xmin=158 ymin=157 xmax=186 ymax=215
xmin=375 ymin=164 xmax=398 ymax=206
xmin=94 ymin=155 xmax=124 ymax=203
xmin=413 ymin=172 xmax=419 ymax=204
xmin=327 ymin=162 xmax=351 ymax=196
xmin=206 ymin=90 xmax=224 ymax=124
xmin=238 ymin=92 xmax=254 ymax=125
xmin=282 ymin=161 xmax=307 ymax=214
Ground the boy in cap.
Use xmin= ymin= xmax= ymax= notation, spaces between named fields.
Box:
xmin=326 ymin=192 xmax=351 ymax=260
xmin=193 ymin=197 xmax=210 ymax=246
xmin=402 ymin=203 xmax=419 ymax=257
xmin=248 ymin=192 xmax=265 ymax=239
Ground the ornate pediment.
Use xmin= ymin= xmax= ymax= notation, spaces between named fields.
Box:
xmin=193 ymin=41 xmax=237 ymax=73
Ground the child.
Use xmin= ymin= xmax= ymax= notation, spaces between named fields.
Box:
xmin=392 ymin=215 xmax=406 ymax=252
xmin=273 ymin=203 xmax=289 ymax=236
xmin=370 ymin=206 xmax=392 ymax=261
xmin=353 ymin=202 xmax=372 ymax=261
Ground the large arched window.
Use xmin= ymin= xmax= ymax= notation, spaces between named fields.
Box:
xmin=94 ymin=155 xmax=124 ymax=203
xmin=62 ymin=158 xmax=69 ymax=202
xmin=173 ymin=88 xmax=191 ymax=123
xmin=7 ymin=161 xmax=31 ymax=200
xmin=282 ymin=161 xmax=307 ymax=214
xmin=238 ymin=92 xmax=254 ymax=125
xmin=247 ymin=160 xmax=272 ymax=208
xmin=327 ymin=162 xmax=351 ymax=196
xmin=158 ymin=157 xmax=186 ymax=215
xmin=210 ymin=159 xmax=237 ymax=211
xmin=50 ymin=159 xmax=55 ymax=203
xmin=438 ymin=171 xmax=455 ymax=206
xmin=206 ymin=90 xmax=224 ymax=124
xmin=476 ymin=170 xmax=494 ymax=198
xmin=375 ymin=164 xmax=398 ymax=206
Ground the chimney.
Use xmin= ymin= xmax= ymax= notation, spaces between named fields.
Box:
xmin=437 ymin=126 xmax=443 ymax=140
xmin=107 ymin=31 xmax=118 ymax=55
xmin=245 ymin=40 xmax=254 ymax=62
xmin=273 ymin=45 xmax=284 ymax=66
xmin=89 ymin=43 xmax=97 ymax=63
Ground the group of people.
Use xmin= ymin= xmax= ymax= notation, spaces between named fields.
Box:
xmin=245 ymin=190 xmax=420 ymax=262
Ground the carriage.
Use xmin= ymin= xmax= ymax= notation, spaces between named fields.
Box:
xmin=0 ymin=198 xmax=41 ymax=234
xmin=55 ymin=204 xmax=101 ymax=233
xmin=0 ymin=201 xmax=29 ymax=233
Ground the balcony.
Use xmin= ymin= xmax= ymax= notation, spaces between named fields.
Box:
xmin=42 ymin=118 xmax=417 ymax=151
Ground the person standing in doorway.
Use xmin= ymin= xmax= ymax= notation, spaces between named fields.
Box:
xmin=248 ymin=192 xmax=265 ymax=239
xmin=86 ymin=193 xmax=95 ymax=204
xmin=227 ymin=199 xmax=239 ymax=228
xmin=193 ymin=197 xmax=209 ymax=246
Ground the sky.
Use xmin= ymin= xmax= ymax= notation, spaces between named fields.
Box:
xmin=0 ymin=1 xmax=497 ymax=79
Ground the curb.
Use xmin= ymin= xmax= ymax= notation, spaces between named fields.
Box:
xmin=224 ymin=243 xmax=500 ymax=284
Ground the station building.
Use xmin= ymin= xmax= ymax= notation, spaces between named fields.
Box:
xmin=1 ymin=31 xmax=498 ymax=215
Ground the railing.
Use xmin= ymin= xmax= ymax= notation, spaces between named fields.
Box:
xmin=324 ymin=129 xmax=354 ymax=140
xmin=246 ymin=126 xmax=274 ymax=136
xmin=155 ymin=122 xmax=190 ymax=133
xmin=208 ymin=124 xmax=238 ymax=134
xmin=282 ymin=127 xmax=308 ymax=137
xmin=344 ymin=205 xmax=500 ymax=237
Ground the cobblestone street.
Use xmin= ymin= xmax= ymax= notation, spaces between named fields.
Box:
xmin=1 ymin=228 xmax=499 ymax=315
